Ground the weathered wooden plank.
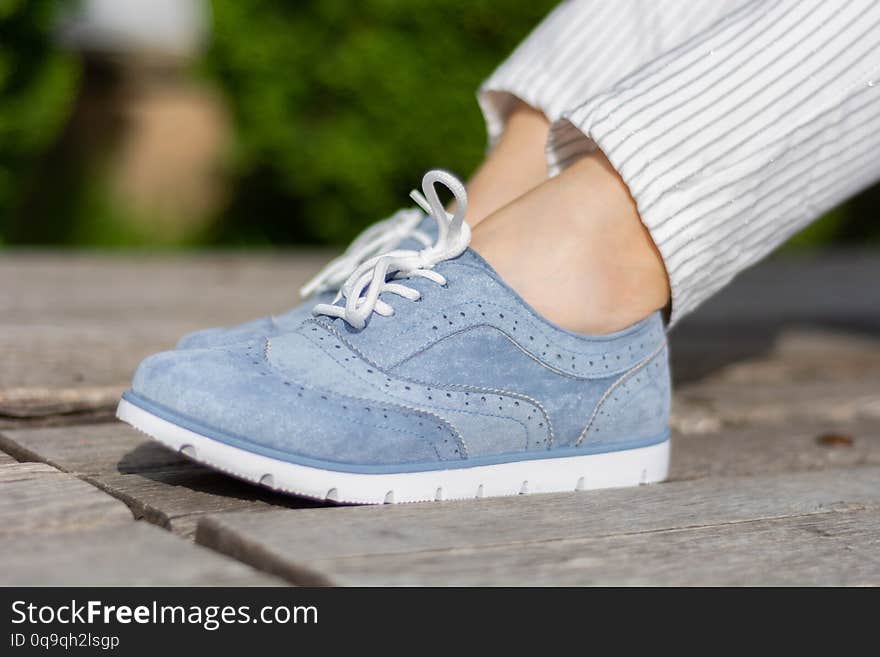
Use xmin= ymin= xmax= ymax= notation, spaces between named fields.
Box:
xmin=0 ymin=462 xmax=133 ymax=537
xmin=671 ymin=418 xmax=880 ymax=481
xmin=0 ymin=422 xmax=189 ymax=474
xmin=0 ymin=251 xmax=331 ymax=323
xmin=0 ymin=522 xmax=285 ymax=586
xmin=673 ymin=379 xmax=880 ymax=434
xmin=0 ymin=423 xmax=322 ymax=537
xmin=196 ymin=466 xmax=880 ymax=585
xmin=3 ymin=419 xmax=877 ymax=540
xmin=671 ymin=328 xmax=880 ymax=433
xmin=0 ymin=452 xmax=284 ymax=585
xmin=0 ymin=450 xmax=16 ymax=464
xmin=0 ymin=386 xmax=124 ymax=420
xmin=314 ymin=509 xmax=880 ymax=586
xmin=0 ymin=411 xmax=117 ymax=430
xmin=89 ymin=470 xmax=323 ymax=538
xmin=0 ymin=252 xmax=330 ymax=392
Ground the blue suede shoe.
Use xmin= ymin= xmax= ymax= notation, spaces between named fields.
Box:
xmin=119 ymin=170 xmax=671 ymax=504
xmin=176 ymin=207 xmax=433 ymax=349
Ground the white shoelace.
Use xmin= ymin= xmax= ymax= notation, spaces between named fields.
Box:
xmin=313 ymin=169 xmax=470 ymax=329
xmin=299 ymin=207 xmax=432 ymax=298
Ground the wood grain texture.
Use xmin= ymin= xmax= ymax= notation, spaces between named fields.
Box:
xmin=671 ymin=329 xmax=880 ymax=434
xmin=2 ymin=418 xmax=877 ymax=541
xmin=0 ymin=411 xmax=117 ymax=431
xmin=0 ymin=386 xmax=125 ymax=419
xmin=669 ymin=251 xmax=880 ymax=383
xmin=670 ymin=418 xmax=880 ymax=481
xmin=3 ymin=252 xmax=880 ymax=585
xmin=0 ymin=462 xmax=133 ymax=537
xmin=0 ymin=252 xmax=329 ymax=394
xmin=0 ymin=434 xmax=286 ymax=585
xmin=196 ymin=466 xmax=880 ymax=585
xmin=88 ymin=470 xmax=323 ymax=538
xmin=314 ymin=509 xmax=880 ymax=586
xmin=0 ymin=422 xmax=189 ymax=474
xmin=0 ymin=423 xmax=323 ymax=538
xmin=0 ymin=522 xmax=284 ymax=586
xmin=673 ymin=379 xmax=880 ymax=434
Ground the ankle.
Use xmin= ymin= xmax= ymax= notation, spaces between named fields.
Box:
xmin=465 ymin=100 xmax=550 ymax=226
xmin=470 ymin=150 xmax=670 ymax=335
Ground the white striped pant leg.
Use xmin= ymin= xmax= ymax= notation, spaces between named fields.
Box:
xmin=479 ymin=0 xmax=750 ymax=151
xmin=546 ymin=0 xmax=880 ymax=323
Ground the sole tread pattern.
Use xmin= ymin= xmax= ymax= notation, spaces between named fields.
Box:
xmin=117 ymin=399 xmax=669 ymax=505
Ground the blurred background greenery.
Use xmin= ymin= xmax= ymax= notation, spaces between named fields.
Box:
xmin=0 ymin=0 xmax=877 ymax=249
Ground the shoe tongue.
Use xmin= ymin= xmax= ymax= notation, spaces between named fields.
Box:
xmin=434 ymin=247 xmax=499 ymax=278
xmin=374 ymin=248 xmax=499 ymax=300
xmin=387 ymin=247 xmax=502 ymax=307
xmin=314 ymin=247 xmax=505 ymax=366
xmin=395 ymin=213 xmax=436 ymax=251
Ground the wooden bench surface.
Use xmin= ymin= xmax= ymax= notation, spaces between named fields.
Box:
xmin=0 ymin=461 xmax=282 ymax=585
xmin=1 ymin=249 xmax=879 ymax=585
xmin=193 ymin=466 xmax=880 ymax=586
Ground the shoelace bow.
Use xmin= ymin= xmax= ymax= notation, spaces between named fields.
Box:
xmin=313 ymin=169 xmax=470 ymax=329
xmin=299 ymin=207 xmax=432 ymax=298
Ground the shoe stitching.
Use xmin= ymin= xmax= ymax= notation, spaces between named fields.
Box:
xmin=445 ymin=260 xmax=663 ymax=342
xmin=575 ymin=341 xmax=668 ymax=446
xmin=373 ymin=258 xmax=661 ymax=357
xmin=306 ymin=320 xmax=597 ymax=451
xmin=442 ymin=383 xmax=554 ymax=449
xmin=265 ymin=337 xmax=471 ymax=458
xmin=308 ymin=319 xmax=576 ymax=456
xmin=300 ymin=322 xmax=570 ymax=459
xmin=383 ymin=259 xmax=658 ymax=348
xmin=301 ymin=328 xmax=532 ymax=451
xmin=388 ymin=322 xmax=632 ymax=381
xmin=236 ymin=341 xmax=467 ymax=460
xmin=379 ymin=306 xmax=658 ymax=378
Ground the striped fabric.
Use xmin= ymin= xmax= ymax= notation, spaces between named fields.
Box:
xmin=480 ymin=0 xmax=880 ymax=323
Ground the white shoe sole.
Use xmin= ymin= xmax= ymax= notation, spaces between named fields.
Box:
xmin=117 ymin=398 xmax=669 ymax=505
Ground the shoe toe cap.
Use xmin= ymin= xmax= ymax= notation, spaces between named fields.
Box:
xmin=175 ymin=316 xmax=278 ymax=350
xmin=130 ymin=343 xmax=461 ymax=467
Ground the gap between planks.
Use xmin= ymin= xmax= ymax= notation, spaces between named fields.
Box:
xmin=0 ymin=422 xmax=324 ymax=539
xmin=308 ymin=508 xmax=880 ymax=586
xmin=0 ymin=461 xmax=284 ymax=585
xmin=195 ymin=465 xmax=880 ymax=586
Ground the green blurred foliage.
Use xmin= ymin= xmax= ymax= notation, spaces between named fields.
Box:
xmin=0 ymin=0 xmax=877 ymax=248
xmin=0 ymin=0 xmax=79 ymax=242
xmin=204 ymin=0 xmax=558 ymax=245
xmin=785 ymin=191 xmax=880 ymax=250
